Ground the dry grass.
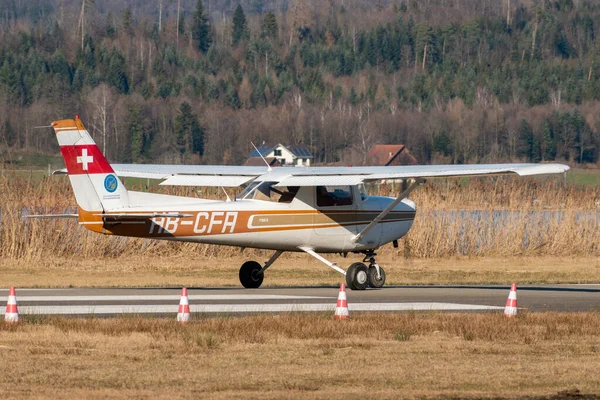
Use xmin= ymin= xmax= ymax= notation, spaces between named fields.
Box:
xmin=1 ymin=254 xmax=599 ymax=288
xmin=1 ymin=173 xmax=599 ymax=261
xmin=0 ymin=313 xmax=599 ymax=399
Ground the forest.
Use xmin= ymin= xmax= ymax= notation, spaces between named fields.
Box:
xmin=0 ymin=0 xmax=599 ymax=166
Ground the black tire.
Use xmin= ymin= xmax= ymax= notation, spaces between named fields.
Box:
xmin=346 ymin=262 xmax=369 ymax=290
xmin=367 ymin=265 xmax=386 ymax=288
xmin=239 ymin=261 xmax=264 ymax=289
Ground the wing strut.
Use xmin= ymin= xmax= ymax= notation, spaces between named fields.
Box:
xmin=299 ymin=246 xmax=346 ymax=276
xmin=352 ymin=178 xmax=423 ymax=243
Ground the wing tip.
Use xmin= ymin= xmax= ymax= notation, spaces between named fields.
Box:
xmin=515 ymin=163 xmax=570 ymax=176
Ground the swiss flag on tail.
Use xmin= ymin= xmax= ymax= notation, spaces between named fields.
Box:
xmin=52 ymin=116 xmax=129 ymax=212
xmin=60 ymin=145 xmax=114 ymax=175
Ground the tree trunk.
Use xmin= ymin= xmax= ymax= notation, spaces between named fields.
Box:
xmin=176 ymin=0 xmax=180 ymax=45
xmin=442 ymin=37 xmax=446 ymax=60
xmin=159 ymin=0 xmax=163 ymax=32
xmin=78 ymin=0 xmax=85 ymax=51
xmin=530 ymin=11 xmax=538 ymax=61
xmin=265 ymin=52 xmax=269 ymax=75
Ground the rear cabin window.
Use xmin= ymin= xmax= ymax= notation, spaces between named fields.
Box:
xmin=316 ymin=186 xmax=353 ymax=207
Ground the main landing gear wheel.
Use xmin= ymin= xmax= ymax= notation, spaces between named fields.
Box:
xmin=367 ymin=265 xmax=386 ymax=289
xmin=239 ymin=261 xmax=264 ymax=289
xmin=346 ymin=262 xmax=369 ymax=290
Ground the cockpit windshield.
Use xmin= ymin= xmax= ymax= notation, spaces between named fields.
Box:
xmin=358 ymin=183 xmax=368 ymax=200
xmin=236 ymin=181 xmax=299 ymax=203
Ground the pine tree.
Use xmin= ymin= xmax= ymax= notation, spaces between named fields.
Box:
xmin=414 ymin=22 xmax=434 ymax=70
xmin=542 ymin=119 xmax=556 ymax=161
xmin=71 ymin=68 xmax=84 ymax=92
xmin=122 ymin=7 xmax=132 ymax=32
xmin=178 ymin=13 xmax=185 ymax=37
xmin=225 ymin=85 xmax=241 ymax=109
xmin=2 ymin=120 xmax=15 ymax=147
xmin=0 ymin=60 xmax=18 ymax=104
xmin=518 ymin=119 xmax=540 ymax=162
xmin=107 ymin=51 xmax=129 ymax=94
xmin=128 ymin=104 xmax=144 ymax=162
xmin=232 ymin=4 xmax=249 ymax=47
xmin=261 ymin=12 xmax=278 ymax=40
xmin=175 ymin=102 xmax=204 ymax=156
xmin=175 ymin=102 xmax=192 ymax=154
xmin=81 ymin=34 xmax=95 ymax=69
xmin=349 ymin=86 xmax=359 ymax=106
xmin=192 ymin=0 xmax=212 ymax=53
xmin=191 ymin=118 xmax=204 ymax=156
xmin=105 ymin=12 xmax=116 ymax=39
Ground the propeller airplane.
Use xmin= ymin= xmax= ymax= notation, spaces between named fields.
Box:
xmin=40 ymin=116 xmax=569 ymax=290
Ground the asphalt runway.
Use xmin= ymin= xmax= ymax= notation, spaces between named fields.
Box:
xmin=1 ymin=285 xmax=599 ymax=316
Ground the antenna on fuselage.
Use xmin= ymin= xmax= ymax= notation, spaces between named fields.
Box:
xmin=251 ymin=141 xmax=273 ymax=173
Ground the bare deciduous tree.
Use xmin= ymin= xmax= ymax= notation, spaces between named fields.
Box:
xmin=87 ymin=84 xmax=114 ymax=158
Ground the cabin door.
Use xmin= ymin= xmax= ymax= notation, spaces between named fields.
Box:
xmin=312 ymin=185 xmax=358 ymax=237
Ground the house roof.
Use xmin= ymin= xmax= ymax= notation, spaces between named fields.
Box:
xmin=288 ymin=145 xmax=312 ymax=158
xmin=248 ymin=146 xmax=272 ymax=158
xmin=242 ymin=157 xmax=281 ymax=167
xmin=368 ymin=144 xmax=418 ymax=166
xmin=248 ymin=143 xmax=313 ymax=158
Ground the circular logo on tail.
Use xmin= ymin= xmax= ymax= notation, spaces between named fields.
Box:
xmin=104 ymin=174 xmax=118 ymax=193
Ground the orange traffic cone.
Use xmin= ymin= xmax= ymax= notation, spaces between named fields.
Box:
xmin=334 ymin=283 xmax=349 ymax=320
xmin=5 ymin=286 xmax=19 ymax=324
xmin=504 ymin=283 xmax=518 ymax=318
xmin=177 ymin=288 xmax=190 ymax=323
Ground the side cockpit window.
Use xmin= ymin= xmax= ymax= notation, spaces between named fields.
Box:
xmin=316 ymin=186 xmax=353 ymax=207
xmin=278 ymin=186 xmax=299 ymax=203
xmin=237 ymin=182 xmax=299 ymax=203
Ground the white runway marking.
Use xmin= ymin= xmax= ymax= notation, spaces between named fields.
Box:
xmin=15 ymin=294 xmax=333 ymax=302
xmin=3 ymin=303 xmax=503 ymax=315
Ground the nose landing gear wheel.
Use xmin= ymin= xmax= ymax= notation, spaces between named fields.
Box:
xmin=346 ymin=262 xmax=369 ymax=290
xmin=239 ymin=261 xmax=264 ymax=288
xmin=367 ymin=265 xmax=386 ymax=288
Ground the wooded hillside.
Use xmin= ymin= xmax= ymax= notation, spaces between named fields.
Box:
xmin=1 ymin=0 xmax=599 ymax=166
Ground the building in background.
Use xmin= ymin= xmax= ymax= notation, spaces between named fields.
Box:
xmin=242 ymin=157 xmax=281 ymax=167
xmin=247 ymin=144 xmax=313 ymax=167
xmin=368 ymin=145 xmax=418 ymax=166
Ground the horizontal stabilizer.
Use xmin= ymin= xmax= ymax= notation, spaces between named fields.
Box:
xmin=23 ymin=214 xmax=79 ymax=219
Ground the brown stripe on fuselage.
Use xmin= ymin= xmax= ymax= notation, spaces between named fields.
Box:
xmin=77 ymin=208 xmax=416 ymax=238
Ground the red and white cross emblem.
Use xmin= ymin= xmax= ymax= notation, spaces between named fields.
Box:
xmin=76 ymin=149 xmax=94 ymax=170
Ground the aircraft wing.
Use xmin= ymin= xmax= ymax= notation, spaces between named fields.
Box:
xmin=271 ymin=163 xmax=569 ymax=186
xmin=53 ymin=163 xmax=569 ymax=187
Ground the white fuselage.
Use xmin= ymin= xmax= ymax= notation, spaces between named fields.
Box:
xmin=100 ymin=186 xmax=416 ymax=253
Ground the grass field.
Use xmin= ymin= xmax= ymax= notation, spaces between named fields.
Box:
xmin=0 ymin=313 xmax=599 ymax=399
xmin=566 ymin=168 xmax=600 ymax=186
xmin=1 ymin=254 xmax=599 ymax=288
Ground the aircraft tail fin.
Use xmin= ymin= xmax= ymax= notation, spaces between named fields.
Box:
xmin=51 ymin=115 xmax=129 ymax=213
